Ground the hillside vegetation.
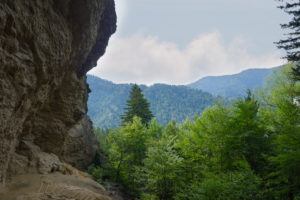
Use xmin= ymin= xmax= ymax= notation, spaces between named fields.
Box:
xmin=88 ymin=67 xmax=282 ymax=129
xmin=87 ymin=76 xmax=216 ymax=128
xmin=90 ymin=66 xmax=300 ymax=200
xmin=188 ymin=67 xmax=281 ymax=98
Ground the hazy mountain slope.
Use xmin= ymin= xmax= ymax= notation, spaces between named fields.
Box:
xmin=188 ymin=67 xmax=280 ymax=98
xmin=87 ymin=76 xmax=216 ymax=128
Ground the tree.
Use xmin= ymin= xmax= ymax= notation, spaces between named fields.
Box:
xmin=175 ymin=171 xmax=262 ymax=200
xmin=276 ymin=0 xmax=300 ymax=80
xmin=143 ymin=135 xmax=183 ymax=200
xmin=122 ymin=84 xmax=153 ymax=125
xmin=91 ymin=67 xmax=299 ymax=199
xmin=265 ymin=66 xmax=300 ymax=199
xmin=227 ymin=91 xmax=270 ymax=173
xmin=106 ymin=117 xmax=150 ymax=194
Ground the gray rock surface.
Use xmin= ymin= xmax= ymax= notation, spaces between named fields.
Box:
xmin=0 ymin=0 xmax=116 ymax=191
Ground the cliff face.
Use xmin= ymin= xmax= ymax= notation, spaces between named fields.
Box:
xmin=0 ymin=0 xmax=116 ymax=190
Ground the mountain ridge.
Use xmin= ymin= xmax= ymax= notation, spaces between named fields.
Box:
xmin=188 ymin=66 xmax=281 ymax=98
xmin=88 ymin=66 xmax=282 ymax=128
xmin=87 ymin=75 xmax=216 ymax=128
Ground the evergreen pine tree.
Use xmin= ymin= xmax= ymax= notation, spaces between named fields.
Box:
xmin=276 ymin=0 xmax=300 ymax=80
xmin=121 ymin=84 xmax=153 ymax=125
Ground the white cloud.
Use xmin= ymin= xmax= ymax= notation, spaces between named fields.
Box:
xmin=89 ymin=32 xmax=285 ymax=85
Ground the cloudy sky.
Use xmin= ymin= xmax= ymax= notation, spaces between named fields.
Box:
xmin=89 ymin=0 xmax=290 ymax=85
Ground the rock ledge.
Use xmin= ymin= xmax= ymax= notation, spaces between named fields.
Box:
xmin=0 ymin=0 xmax=116 ymax=197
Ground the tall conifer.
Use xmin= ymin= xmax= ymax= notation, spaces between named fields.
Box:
xmin=121 ymin=84 xmax=153 ymax=125
xmin=277 ymin=0 xmax=300 ymax=80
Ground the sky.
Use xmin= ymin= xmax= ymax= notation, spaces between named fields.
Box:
xmin=89 ymin=0 xmax=290 ymax=85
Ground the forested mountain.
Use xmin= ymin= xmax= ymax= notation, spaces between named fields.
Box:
xmin=87 ymin=75 xmax=216 ymax=128
xmin=90 ymin=66 xmax=300 ymax=200
xmin=188 ymin=67 xmax=281 ymax=98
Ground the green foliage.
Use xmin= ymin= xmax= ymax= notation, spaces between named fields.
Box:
xmin=262 ymin=65 xmax=300 ymax=198
xmin=90 ymin=66 xmax=299 ymax=200
xmin=142 ymin=135 xmax=183 ymax=200
xmin=227 ymin=92 xmax=270 ymax=172
xmin=88 ymin=164 xmax=104 ymax=182
xmin=277 ymin=1 xmax=300 ymax=80
xmin=103 ymin=117 xmax=154 ymax=194
xmin=122 ymin=84 xmax=153 ymax=125
xmin=176 ymin=170 xmax=262 ymax=200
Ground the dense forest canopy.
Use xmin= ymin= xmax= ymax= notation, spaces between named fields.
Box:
xmin=87 ymin=76 xmax=216 ymax=128
xmin=89 ymin=65 xmax=300 ymax=200
xmin=87 ymin=1 xmax=300 ymax=199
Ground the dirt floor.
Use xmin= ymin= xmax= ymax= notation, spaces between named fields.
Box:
xmin=0 ymin=173 xmax=113 ymax=200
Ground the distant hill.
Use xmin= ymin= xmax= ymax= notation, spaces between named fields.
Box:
xmin=87 ymin=76 xmax=216 ymax=128
xmin=188 ymin=67 xmax=281 ymax=98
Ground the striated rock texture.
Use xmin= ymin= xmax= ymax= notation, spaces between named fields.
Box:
xmin=0 ymin=0 xmax=116 ymax=191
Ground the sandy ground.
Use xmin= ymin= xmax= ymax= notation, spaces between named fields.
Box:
xmin=0 ymin=173 xmax=112 ymax=200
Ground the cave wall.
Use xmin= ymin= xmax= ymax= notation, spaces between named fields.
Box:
xmin=0 ymin=0 xmax=116 ymax=186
